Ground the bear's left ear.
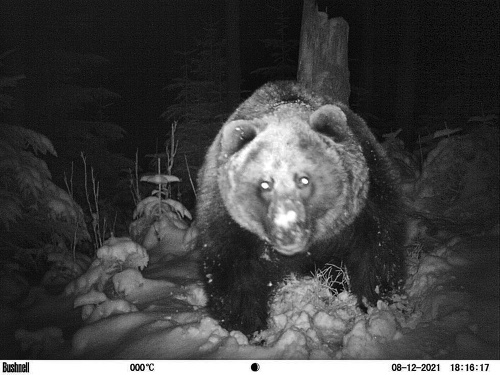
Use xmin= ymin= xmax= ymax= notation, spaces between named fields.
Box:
xmin=309 ymin=104 xmax=349 ymax=143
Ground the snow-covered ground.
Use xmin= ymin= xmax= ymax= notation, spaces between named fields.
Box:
xmin=5 ymin=226 xmax=498 ymax=360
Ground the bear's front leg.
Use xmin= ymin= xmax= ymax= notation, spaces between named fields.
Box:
xmin=202 ymin=253 xmax=275 ymax=336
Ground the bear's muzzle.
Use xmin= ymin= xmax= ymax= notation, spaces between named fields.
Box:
xmin=267 ymin=197 xmax=310 ymax=255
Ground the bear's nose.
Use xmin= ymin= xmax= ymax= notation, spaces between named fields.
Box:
xmin=267 ymin=197 xmax=309 ymax=255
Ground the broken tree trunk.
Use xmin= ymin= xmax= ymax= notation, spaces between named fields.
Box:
xmin=297 ymin=0 xmax=350 ymax=103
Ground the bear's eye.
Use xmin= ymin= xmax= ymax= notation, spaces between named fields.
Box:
xmin=260 ymin=180 xmax=273 ymax=191
xmin=296 ymin=175 xmax=310 ymax=188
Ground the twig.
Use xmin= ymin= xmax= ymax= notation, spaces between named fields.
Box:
xmin=81 ymin=153 xmax=93 ymax=222
xmin=128 ymin=149 xmax=141 ymax=206
xmin=157 ymin=156 xmax=162 ymax=216
xmin=81 ymin=152 xmax=102 ymax=249
xmin=63 ymin=161 xmax=74 ymax=198
xmin=184 ymin=154 xmax=197 ymax=199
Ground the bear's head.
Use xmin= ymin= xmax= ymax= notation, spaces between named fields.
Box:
xmin=217 ymin=102 xmax=369 ymax=256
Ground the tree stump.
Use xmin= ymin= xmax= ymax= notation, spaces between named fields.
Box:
xmin=297 ymin=0 xmax=350 ymax=103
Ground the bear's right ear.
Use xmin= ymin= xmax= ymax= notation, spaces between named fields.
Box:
xmin=309 ymin=104 xmax=349 ymax=143
xmin=220 ymin=120 xmax=259 ymax=156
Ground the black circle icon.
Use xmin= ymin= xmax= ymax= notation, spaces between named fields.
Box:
xmin=251 ymin=363 xmax=260 ymax=371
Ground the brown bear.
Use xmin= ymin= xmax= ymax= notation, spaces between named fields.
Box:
xmin=195 ymin=81 xmax=406 ymax=336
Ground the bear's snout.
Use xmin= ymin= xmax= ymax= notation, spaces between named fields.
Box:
xmin=267 ymin=197 xmax=310 ymax=255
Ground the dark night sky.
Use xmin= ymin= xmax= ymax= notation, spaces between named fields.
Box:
xmin=1 ymin=0 xmax=499 ymax=157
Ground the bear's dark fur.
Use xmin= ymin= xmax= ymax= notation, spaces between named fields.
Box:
xmin=195 ymin=81 xmax=406 ymax=336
